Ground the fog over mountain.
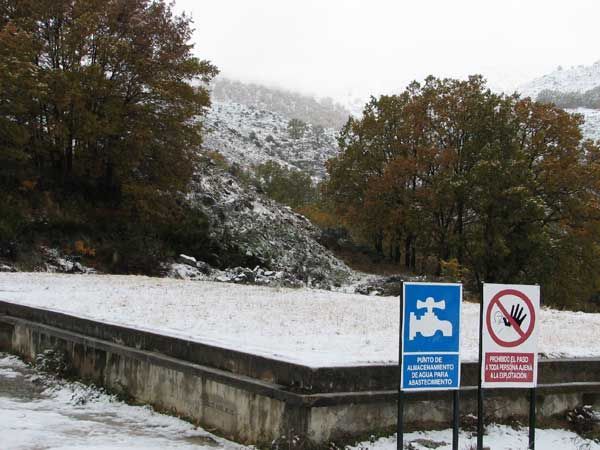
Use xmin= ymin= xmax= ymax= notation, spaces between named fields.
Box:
xmin=211 ymin=77 xmax=351 ymax=129
xmin=175 ymin=0 xmax=600 ymax=105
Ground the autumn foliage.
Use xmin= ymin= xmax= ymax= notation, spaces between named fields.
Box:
xmin=325 ymin=76 xmax=600 ymax=308
xmin=0 ymin=0 xmax=218 ymax=272
xmin=1 ymin=0 xmax=217 ymax=198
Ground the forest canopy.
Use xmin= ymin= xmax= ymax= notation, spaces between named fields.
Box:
xmin=0 ymin=0 xmax=217 ymax=198
xmin=0 ymin=0 xmax=218 ymax=272
xmin=324 ymin=76 xmax=600 ymax=308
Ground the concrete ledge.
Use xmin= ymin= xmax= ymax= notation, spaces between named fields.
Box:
xmin=6 ymin=313 xmax=596 ymax=405
xmin=1 ymin=300 xmax=598 ymax=393
xmin=0 ymin=300 xmax=389 ymax=393
xmin=1 ymin=301 xmax=600 ymax=446
xmin=0 ymin=315 xmax=303 ymax=403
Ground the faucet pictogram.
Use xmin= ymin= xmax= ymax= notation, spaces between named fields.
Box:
xmin=409 ymin=297 xmax=453 ymax=340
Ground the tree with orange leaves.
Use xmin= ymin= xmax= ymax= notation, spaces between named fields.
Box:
xmin=325 ymin=76 xmax=600 ymax=308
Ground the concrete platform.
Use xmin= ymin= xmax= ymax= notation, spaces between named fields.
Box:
xmin=1 ymin=300 xmax=599 ymax=447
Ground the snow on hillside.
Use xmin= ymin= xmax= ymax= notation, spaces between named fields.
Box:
xmin=2 ymin=273 xmax=600 ymax=367
xmin=518 ymin=61 xmax=600 ymax=99
xmin=211 ymin=77 xmax=351 ymax=129
xmin=573 ymin=107 xmax=600 ymax=142
xmin=340 ymin=93 xmax=367 ymax=118
xmin=203 ymin=101 xmax=339 ymax=180
xmin=187 ymin=158 xmax=352 ymax=288
xmin=516 ymin=62 xmax=600 ymax=142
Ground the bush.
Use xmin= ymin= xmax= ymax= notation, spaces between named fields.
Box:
xmin=106 ymin=230 xmax=170 ymax=276
xmin=254 ymin=161 xmax=318 ymax=209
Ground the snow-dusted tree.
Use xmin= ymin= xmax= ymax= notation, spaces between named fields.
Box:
xmin=287 ymin=118 xmax=308 ymax=140
xmin=312 ymin=125 xmax=325 ymax=145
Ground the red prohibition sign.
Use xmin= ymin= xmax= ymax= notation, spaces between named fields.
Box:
xmin=486 ymin=289 xmax=536 ymax=347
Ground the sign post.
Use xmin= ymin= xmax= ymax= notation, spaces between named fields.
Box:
xmin=399 ymin=282 xmax=462 ymax=449
xmin=481 ymin=284 xmax=540 ymax=449
xmin=397 ymin=287 xmax=404 ymax=450
xmin=477 ymin=291 xmax=484 ymax=450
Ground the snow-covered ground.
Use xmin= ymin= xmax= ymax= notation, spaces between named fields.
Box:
xmin=187 ymin=162 xmax=353 ymax=289
xmin=1 ymin=273 xmax=600 ymax=367
xmin=2 ymin=352 xmax=598 ymax=450
xmin=349 ymin=426 xmax=600 ymax=450
xmin=0 ymin=354 xmax=245 ymax=450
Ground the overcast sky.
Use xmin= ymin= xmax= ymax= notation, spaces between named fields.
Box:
xmin=174 ymin=0 xmax=600 ymax=103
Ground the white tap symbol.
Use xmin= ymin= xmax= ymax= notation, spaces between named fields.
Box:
xmin=409 ymin=297 xmax=453 ymax=340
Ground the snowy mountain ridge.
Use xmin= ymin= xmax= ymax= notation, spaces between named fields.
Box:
xmin=518 ymin=61 xmax=600 ymax=99
xmin=204 ymin=66 xmax=600 ymax=186
xmin=211 ymin=77 xmax=351 ymax=129
xmin=516 ymin=61 xmax=600 ymax=142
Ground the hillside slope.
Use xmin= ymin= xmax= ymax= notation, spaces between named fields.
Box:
xmin=573 ymin=108 xmax=600 ymax=142
xmin=185 ymin=155 xmax=352 ymax=288
xmin=518 ymin=62 xmax=600 ymax=98
xmin=203 ymin=101 xmax=339 ymax=180
xmin=211 ymin=77 xmax=351 ymax=129
xmin=518 ymin=62 xmax=600 ymax=142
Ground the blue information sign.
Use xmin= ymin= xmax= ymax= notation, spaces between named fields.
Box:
xmin=401 ymin=282 xmax=462 ymax=391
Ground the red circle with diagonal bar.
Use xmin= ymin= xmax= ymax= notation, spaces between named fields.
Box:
xmin=486 ymin=289 xmax=536 ymax=347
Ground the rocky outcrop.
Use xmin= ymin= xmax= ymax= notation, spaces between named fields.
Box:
xmin=183 ymin=158 xmax=353 ymax=289
xmin=41 ymin=247 xmax=96 ymax=274
xmin=0 ymin=263 xmax=17 ymax=272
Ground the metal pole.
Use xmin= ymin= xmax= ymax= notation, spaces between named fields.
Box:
xmin=528 ymin=387 xmax=536 ymax=449
xmin=397 ymin=390 xmax=404 ymax=450
xmin=397 ymin=283 xmax=404 ymax=450
xmin=477 ymin=286 xmax=484 ymax=450
xmin=530 ymin=284 xmax=539 ymax=450
xmin=452 ymin=389 xmax=460 ymax=450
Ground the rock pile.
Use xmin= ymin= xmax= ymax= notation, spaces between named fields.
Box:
xmin=0 ymin=263 xmax=17 ymax=272
xmin=184 ymin=159 xmax=353 ymax=289
xmin=170 ymin=254 xmax=312 ymax=288
xmin=41 ymin=247 xmax=96 ymax=274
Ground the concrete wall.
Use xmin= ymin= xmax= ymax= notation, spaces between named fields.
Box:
xmin=1 ymin=301 xmax=600 ymax=448
xmin=3 ymin=317 xmax=295 ymax=445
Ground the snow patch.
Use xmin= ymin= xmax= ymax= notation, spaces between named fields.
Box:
xmin=203 ymin=101 xmax=339 ymax=180
xmin=187 ymin=161 xmax=352 ymax=288
xmin=349 ymin=425 xmax=600 ymax=450
xmin=1 ymin=273 xmax=600 ymax=367
xmin=0 ymin=353 xmax=246 ymax=450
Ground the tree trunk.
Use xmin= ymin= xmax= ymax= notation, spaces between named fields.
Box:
xmin=405 ymin=236 xmax=412 ymax=269
xmin=456 ymin=199 xmax=464 ymax=264
xmin=374 ymin=230 xmax=384 ymax=256
xmin=393 ymin=242 xmax=401 ymax=264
